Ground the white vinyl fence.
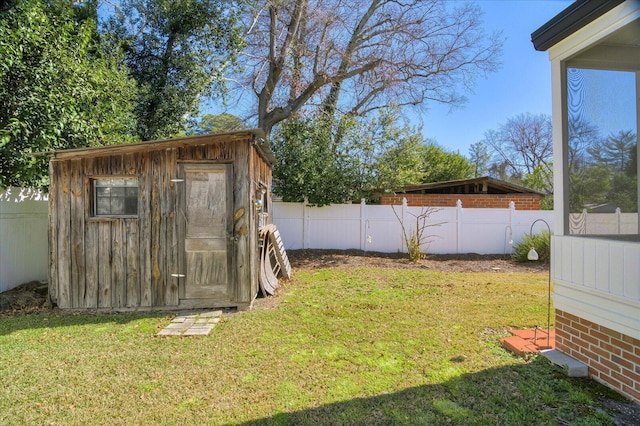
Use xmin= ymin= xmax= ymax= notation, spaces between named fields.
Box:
xmin=272 ymin=200 xmax=555 ymax=255
xmin=0 ymin=188 xmax=49 ymax=293
xmin=569 ymin=209 xmax=638 ymax=235
xmin=1 ymin=191 xmax=637 ymax=293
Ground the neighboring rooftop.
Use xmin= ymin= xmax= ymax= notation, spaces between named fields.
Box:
xmin=395 ymin=176 xmax=545 ymax=196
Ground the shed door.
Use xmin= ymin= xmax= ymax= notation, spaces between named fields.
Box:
xmin=182 ymin=164 xmax=233 ymax=300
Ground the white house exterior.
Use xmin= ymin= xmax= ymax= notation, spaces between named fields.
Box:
xmin=533 ymin=0 xmax=640 ymax=403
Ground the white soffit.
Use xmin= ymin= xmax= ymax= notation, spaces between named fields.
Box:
xmin=548 ymin=1 xmax=640 ymax=63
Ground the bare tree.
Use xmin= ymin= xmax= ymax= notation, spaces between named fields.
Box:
xmin=568 ymin=118 xmax=600 ymax=173
xmin=483 ymin=113 xmax=553 ymax=189
xmin=239 ymin=0 xmax=503 ymax=135
xmin=391 ymin=205 xmax=444 ymax=261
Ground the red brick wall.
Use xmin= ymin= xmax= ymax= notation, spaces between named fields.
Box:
xmin=379 ymin=194 xmax=541 ymax=210
xmin=556 ymin=310 xmax=640 ymax=403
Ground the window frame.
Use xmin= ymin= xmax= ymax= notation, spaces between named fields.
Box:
xmin=90 ymin=176 xmax=140 ymax=219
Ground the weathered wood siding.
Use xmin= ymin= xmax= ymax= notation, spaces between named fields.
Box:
xmin=248 ymin=145 xmax=273 ymax=302
xmin=49 ymin=135 xmax=269 ymax=309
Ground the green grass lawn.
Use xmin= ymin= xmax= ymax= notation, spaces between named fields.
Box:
xmin=0 ymin=268 xmax=625 ymax=425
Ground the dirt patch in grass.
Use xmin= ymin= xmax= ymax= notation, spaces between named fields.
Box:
xmin=287 ymin=249 xmax=548 ymax=273
xmin=0 ymin=281 xmax=49 ymax=317
xmin=599 ymin=398 xmax=640 ymax=426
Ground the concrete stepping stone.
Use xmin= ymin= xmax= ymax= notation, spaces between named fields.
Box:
xmin=540 ymin=349 xmax=588 ymax=377
xmin=156 ymin=311 xmax=222 ymax=337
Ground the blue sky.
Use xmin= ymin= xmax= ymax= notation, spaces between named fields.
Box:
xmin=419 ymin=0 xmax=574 ymax=154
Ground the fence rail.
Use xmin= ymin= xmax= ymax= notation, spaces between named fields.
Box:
xmin=272 ymin=200 xmax=555 ymax=255
xmin=569 ymin=209 xmax=638 ymax=235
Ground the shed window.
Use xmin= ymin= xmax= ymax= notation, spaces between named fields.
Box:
xmin=93 ymin=178 xmax=139 ymax=216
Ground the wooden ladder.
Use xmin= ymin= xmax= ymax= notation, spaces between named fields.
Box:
xmin=269 ymin=227 xmax=292 ymax=279
xmin=258 ymin=224 xmax=292 ymax=296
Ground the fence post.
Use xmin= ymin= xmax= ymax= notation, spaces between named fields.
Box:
xmin=360 ymin=198 xmax=366 ymax=251
xmin=303 ymin=198 xmax=309 ymax=249
xmin=402 ymin=198 xmax=408 ymax=253
xmin=616 ymin=207 xmax=622 ymax=234
xmin=456 ymin=199 xmax=463 ymax=254
xmin=507 ymin=201 xmax=516 ymax=255
xmin=583 ymin=209 xmax=588 ymax=234
xmin=569 ymin=209 xmax=587 ymax=235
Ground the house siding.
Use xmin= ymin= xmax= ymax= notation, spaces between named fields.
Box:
xmin=556 ymin=309 xmax=640 ymax=403
xmin=380 ymin=194 xmax=541 ymax=210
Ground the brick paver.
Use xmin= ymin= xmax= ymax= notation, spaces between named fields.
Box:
xmin=500 ymin=328 xmax=556 ymax=357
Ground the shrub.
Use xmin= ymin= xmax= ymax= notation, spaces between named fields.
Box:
xmin=391 ymin=206 xmax=443 ymax=262
xmin=512 ymin=230 xmax=551 ymax=263
xmin=407 ymin=235 xmax=425 ymax=262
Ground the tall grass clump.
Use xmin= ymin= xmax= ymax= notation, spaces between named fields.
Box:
xmin=512 ymin=230 xmax=550 ymax=263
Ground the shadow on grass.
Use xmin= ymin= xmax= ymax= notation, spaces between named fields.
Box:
xmin=237 ymin=358 xmax=632 ymax=426
xmin=0 ymin=309 xmax=172 ymax=336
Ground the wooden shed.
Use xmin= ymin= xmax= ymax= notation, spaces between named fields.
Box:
xmin=48 ymin=130 xmax=274 ymax=311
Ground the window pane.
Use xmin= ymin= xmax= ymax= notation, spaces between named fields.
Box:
xmin=93 ymin=178 xmax=138 ymax=217
xmin=567 ymin=68 xmax=638 ymax=235
xmin=111 ymin=187 xmax=125 ymax=197
xmin=96 ymin=187 xmax=110 ymax=197
xmin=124 ymin=196 xmax=138 ymax=215
xmin=96 ymin=197 xmax=112 ymax=215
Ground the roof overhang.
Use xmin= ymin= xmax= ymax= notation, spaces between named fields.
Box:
xmin=531 ymin=0 xmax=625 ymax=51
xmin=50 ymin=129 xmax=277 ymax=165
